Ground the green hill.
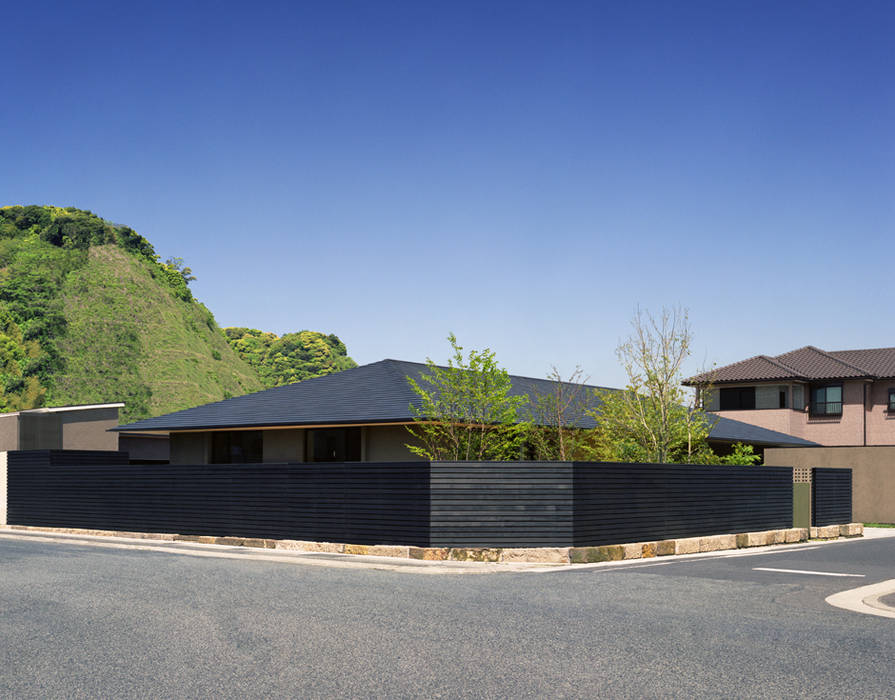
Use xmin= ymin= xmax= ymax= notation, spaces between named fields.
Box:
xmin=0 ymin=205 xmax=355 ymax=423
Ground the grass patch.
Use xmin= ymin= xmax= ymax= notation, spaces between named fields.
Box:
xmin=864 ymin=523 xmax=895 ymax=528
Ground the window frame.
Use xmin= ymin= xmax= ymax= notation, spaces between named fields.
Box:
xmin=809 ymin=383 xmax=843 ymax=417
xmin=888 ymin=388 xmax=895 ymax=413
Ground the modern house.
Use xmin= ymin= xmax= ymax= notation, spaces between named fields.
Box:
xmin=685 ymin=345 xmax=895 ymax=447
xmin=114 ymin=359 xmax=814 ymax=464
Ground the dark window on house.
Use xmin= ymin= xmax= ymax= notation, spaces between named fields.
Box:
xmin=779 ymin=390 xmax=787 ymax=408
xmin=888 ymin=389 xmax=895 ymax=412
xmin=810 ymin=385 xmax=843 ymax=416
xmin=309 ymin=428 xmax=362 ymax=462
xmin=211 ymin=431 xmax=263 ymax=463
xmin=719 ymin=387 xmax=756 ymax=410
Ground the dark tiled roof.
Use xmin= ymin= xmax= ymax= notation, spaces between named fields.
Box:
xmin=775 ymin=346 xmax=867 ymax=380
xmin=686 ymin=355 xmax=804 ymax=384
xmin=707 ymin=416 xmax=816 ymax=447
xmin=829 ymin=347 xmax=895 ymax=378
xmin=116 ymin=359 xmax=813 ymax=447
xmin=685 ymin=344 xmax=895 ymax=385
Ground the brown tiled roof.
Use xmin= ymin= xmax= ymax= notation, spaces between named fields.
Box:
xmin=686 ymin=355 xmax=804 ymax=385
xmin=685 ymin=344 xmax=895 ymax=385
xmin=774 ymin=346 xmax=867 ymax=380
xmin=829 ymin=347 xmax=895 ymax=378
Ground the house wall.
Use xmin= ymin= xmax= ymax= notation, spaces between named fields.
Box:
xmin=0 ymin=415 xmax=19 ymax=451
xmin=119 ymin=435 xmax=170 ymax=463
xmin=263 ymin=429 xmax=305 ymax=463
xmin=365 ymin=425 xmax=418 ymax=461
xmin=865 ymin=380 xmax=895 ymax=445
xmin=170 ymin=432 xmax=209 ymax=464
xmin=60 ymin=407 xmax=119 ymax=451
xmin=765 ymin=446 xmax=895 ymax=524
xmin=710 ymin=380 xmax=873 ymax=446
xmin=18 ymin=413 xmax=62 ymax=450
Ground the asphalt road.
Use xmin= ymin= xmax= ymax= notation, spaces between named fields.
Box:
xmin=1 ymin=532 xmax=893 ymax=699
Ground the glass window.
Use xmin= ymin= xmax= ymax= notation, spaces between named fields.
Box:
xmin=211 ymin=431 xmax=263 ymax=463
xmin=888 ymin=389 xmax=895 ymax=412
xmin=308 ymin=428 xmax=362 ymax=462
xmin=719 ymin=387 xmax=756 ymax=410
xmin=810 ymin=385 xmax=843 ymax=416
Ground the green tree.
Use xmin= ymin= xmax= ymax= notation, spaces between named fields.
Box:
xmin=592 ymin=306 xmax=717 ymax=463
xmin=528 ymin=366 xmax=598 ymax=460
xmin=223 ymin=327 xmax=357 ymax=387
xmin=405 ymin=333 xmax=529 ymax=461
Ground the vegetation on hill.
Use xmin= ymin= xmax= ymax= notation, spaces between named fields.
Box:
xmin=223 ymin=328 xmax=357 ymax=388
xmin=0 ymin=205 xmax=359 ymax=423
xmin=0 ymin=205 xmax=266 ymax=422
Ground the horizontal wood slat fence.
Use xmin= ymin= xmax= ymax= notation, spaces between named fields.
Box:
xmin=812 ymin=467 xmax=852 ymax=527
xmin=3 ymin=452 xmax=831 ymax=547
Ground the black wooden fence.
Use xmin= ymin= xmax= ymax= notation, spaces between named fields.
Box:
xmin=812 ymin=467 xmax=852 ymax=527
xmin=6 ymin=454 xmax=804 ymax=547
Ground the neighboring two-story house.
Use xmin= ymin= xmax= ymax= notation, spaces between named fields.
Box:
xmin=685 ymin=345 xmax=895 ymax=446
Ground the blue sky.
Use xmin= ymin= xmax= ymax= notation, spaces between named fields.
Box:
xmin=3 ymin=1 xmax=893 ymax=387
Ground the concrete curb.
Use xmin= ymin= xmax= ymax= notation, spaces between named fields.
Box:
xmin=4 ymin=523 xmax=863 ymax=564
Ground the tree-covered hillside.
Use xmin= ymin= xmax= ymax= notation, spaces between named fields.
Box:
xmin=0 ymin=205 xmax=359 ymax=422
xmin=224 ymin=328 xmax=357 ymax=388
xmin=0 ymin=206 xmax=265 ymax=422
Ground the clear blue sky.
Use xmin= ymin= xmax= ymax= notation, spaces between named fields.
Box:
xmin=3 ymin=1 xmax=893 ymax=387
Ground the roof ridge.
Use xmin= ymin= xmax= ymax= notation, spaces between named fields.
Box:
xmin=756 ymin=353 xmax=805 ymax=377
xmin=799 ymin=345 xmax=872 ymax=376
xmin=685 ymin=353 xmax=805 ymax=384
xmin=829 ymin=346 xmax=895 ymax=354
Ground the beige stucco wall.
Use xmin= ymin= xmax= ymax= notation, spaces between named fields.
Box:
xmin=170 ymin=432 xmax=209 ymax=464
xmin=765 ymin=446 xmax=895 ymax=524
xmin=0 ymin=415 xmax=19 ymax=452
xmin=711 ymin=381 xmax=880 ymax=446
xmin=60 ymin=408 xmax=120 ymax=451
xmin=263 ymin=429 xmax=305 ymax=463
xmin=865 ymin=380 xmax=895 ymax=445
xmin=365 ymin=425 xmax=420 ymax=461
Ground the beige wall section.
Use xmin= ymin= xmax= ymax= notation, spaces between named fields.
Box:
xmin=365 ymin=425 xmax=420 ymax=461
xmin=711 ymin=381 xmax=871 ymax=446
xmin=170 ymin=432 xmax=209 ymax=464
xmin=0 ymin=451 xmax=6 ymax=526
xmin=765 ymin=446 xmax=895 ymax=524
xmin=263 ymin=429 xmax=305 ymax=463
xmin=60 ymin=407 xmax=120 ymax=451
xmin=0 ymin=415 xmax=18 ymax=452
xmin=865 ymin=380 xmax=895 ymax=445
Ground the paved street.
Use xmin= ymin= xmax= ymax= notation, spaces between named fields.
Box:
xmin=1 ymin=531 xmax=893 ymax=699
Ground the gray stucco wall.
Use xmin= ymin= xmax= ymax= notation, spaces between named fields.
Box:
xmin=365 ymin=425 xmax=418 ymax=461
xmin=263 ymin=429 xmax=305 ymax=462
xmin=170 ymin=433 xmax=209 ymax=464
xmin=119 ymin=435 xmax=170 ymax=462
xmin=60 ymin=408 xmax=119 ymax=451
xmin=0 ymin=415 xmax=19 ymax=452
xmin=19 ymin=413 xmax=62 ymax=450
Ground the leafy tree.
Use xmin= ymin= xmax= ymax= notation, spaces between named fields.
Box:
xmin=164 ymin=257 xmax=197 ymax=284
xmin=592 ymin=306 xmax=717 ymax=463
xmin=528 ymin=366 xmax=599 ymax=460
xmin=223 ymin=327 xmax=357 ymax=387
xmin=405 ymin=333 xmax=529 ymax=461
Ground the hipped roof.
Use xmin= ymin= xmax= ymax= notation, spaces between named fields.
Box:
xmin=116 ymin=359 xmax=815 ymax=447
